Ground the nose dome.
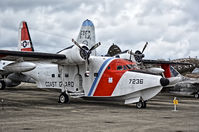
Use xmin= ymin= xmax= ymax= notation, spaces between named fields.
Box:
xmin=160 ymin=78 xmax=169 ymax=86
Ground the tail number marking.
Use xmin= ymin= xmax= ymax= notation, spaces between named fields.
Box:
xmin=129 ymin=79 xmax=143 ymax=84
xmin=80 ymin=30 xmax=91 ymax=40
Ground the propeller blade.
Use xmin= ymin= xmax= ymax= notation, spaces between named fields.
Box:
xmin=89 ymin=42 xmax=101 ymax=51
xmin=128 ymin=50 xmax=137 ymax=56
xmin=141 ymin=42 xmax=148 ymax=54
xmin=129 ymin=50 xmax=132 ymax=60
xmin=72 ymin=38 xmax=84 ymax=50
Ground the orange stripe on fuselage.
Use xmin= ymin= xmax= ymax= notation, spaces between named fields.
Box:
xmin=93 ymin=59 xmax=135 ymax=96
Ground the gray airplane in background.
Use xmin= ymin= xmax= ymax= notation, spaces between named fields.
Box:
xmin=163 ymin=66 xmax=199 ymax=98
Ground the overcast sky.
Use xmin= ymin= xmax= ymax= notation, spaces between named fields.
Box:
xmin=0 ymin=0 xmax=198 ymax=59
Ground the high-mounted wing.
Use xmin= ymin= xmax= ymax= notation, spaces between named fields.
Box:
xmin=0 ymin=50 xmax=66 ymax=61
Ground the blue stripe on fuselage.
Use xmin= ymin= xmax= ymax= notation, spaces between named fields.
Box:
xmin=88 ymin=57 xmax=113 ymax=96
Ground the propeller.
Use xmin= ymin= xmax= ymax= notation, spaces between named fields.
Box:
xmin=129 ymin=42 xmax=148 ymax=63
xmin=72 ymin=38 xmax=101 ymax=61
xmin=72 ymin=39 xmax=101 ymax=76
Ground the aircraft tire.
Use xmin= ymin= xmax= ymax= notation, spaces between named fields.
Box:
xmin=0 ymin=80 xmax=6 ymax=90
xmin=58 ymin=92 xmax=69 ymax=104
xmin=136 ymin=101 xmax=143 ymax=109
xmin=194 ymin=93 xmax=199 ymax=99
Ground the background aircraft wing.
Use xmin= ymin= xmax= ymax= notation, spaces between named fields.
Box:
xmin=142 ymin=59 xmax=192 ymax=65
xmin=0 ymin=50 xmax=66 ymax=61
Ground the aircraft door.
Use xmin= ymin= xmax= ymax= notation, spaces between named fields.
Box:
xmin=74 ymin=74 xmax=83 ymax=92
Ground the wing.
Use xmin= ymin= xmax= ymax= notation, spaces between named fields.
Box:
xmin=142 ymin=59 xmax=192 ymax=65
xmin=0 ymin=50 xmax=66 ymax=61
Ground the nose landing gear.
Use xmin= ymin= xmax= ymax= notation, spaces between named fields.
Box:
xmin=136 ymin=101 xmax=147 ymax=109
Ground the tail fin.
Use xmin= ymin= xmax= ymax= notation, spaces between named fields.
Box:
xmin=18 ymin=21 xmax=34 ymax=52
xmin=161 ymin=64 xmax=180 ymax=78
xmin=76 ymin=19 xmax=96 ymax=55
xmin=161 ymin=64 xmax=183 ymax=86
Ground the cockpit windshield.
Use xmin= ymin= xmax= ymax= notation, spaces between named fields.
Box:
xmin=126 ymin=64 xmax=136 ymax=70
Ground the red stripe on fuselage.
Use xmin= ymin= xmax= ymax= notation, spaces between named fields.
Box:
xmin=93 ymin=59 xmax=136 ymax=96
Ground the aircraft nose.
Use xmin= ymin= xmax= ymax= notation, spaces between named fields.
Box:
xmin=160 ymin=78 xmax=169 ymax=86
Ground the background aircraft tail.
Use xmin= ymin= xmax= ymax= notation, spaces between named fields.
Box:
xmin=161 ymin=64 xmax=182 ymax=86
xmin=18 ymin=21 xmax=34 ymax=52
xmin=161 ymin=64 xmax=181 ymax=78
xmin=76 ymin=19 xmax=96 ymax=55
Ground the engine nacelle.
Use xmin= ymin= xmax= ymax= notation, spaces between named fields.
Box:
xmin=57 ymin=45 xmax=88 ymax=65
xmin=3 ymin=62 xmax=36 ymax=73
xmin=7 ymin=73 xmax=35 ymax=83
xmin=4 ymin=78 xmax=21 ymax=87
xmin=3 ymin=73 xmax=35 ymax=87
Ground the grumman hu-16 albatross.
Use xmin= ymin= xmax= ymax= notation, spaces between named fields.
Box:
xmin=0 ymin=19 xmax=170 ymax=108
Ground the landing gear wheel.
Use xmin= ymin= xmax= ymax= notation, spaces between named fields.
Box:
xmin=0 ymin=80 xmax=6 ymax=90
xmin=58 ymin=92 xmax=70 ymax=104
xmin=136 ymin=101 xmax=147 ymax=109
xmin=194 ymin=93 xmax=199 ymax=99
xmin=136 ymin=101 xmax=143 ymax=109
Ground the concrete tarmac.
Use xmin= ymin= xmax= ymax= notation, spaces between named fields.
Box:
xmin=0 ymin=83 xmax=199 ymax=132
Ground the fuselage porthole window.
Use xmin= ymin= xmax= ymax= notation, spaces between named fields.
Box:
xmin=65 ymin=74 xmax=69 ymax=77
xmin=52 ymin=74 xmax=55 ymax=78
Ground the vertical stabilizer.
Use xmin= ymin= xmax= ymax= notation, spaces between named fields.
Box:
xmin=18 ymin=21 xmax=34 ymax=52
xmin=161 ymin=64 xmax=171 ymax=78
xmin=161 ymin=64 xmax=180 ymax=78
xmin=161 ymin=64 xmax=182 ymax=86
xmin=77 ymin=19 xmax=96 ymax=55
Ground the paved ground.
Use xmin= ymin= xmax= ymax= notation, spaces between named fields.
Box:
xmin=0 ymin=83 xmax=199 ymax=132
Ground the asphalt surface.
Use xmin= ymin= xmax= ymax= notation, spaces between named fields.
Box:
xmin=0 ymin=83 xmax=199 ymax=132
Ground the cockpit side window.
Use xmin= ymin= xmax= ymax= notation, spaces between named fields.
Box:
xmin=117 ymin=65 xmax=123 ymax=70
xmin=126 ymin=64 xmax=132 ymax=69
xmin=123 ymin=65 xmax=127 ymax=70
xmin=126 ymin=64 xmax=136 ymax=70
